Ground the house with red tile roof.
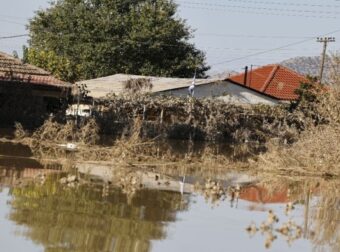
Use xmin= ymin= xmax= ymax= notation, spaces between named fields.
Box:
xmin=0 ymin=51 xmax=71 ymax=95
xmin=0 ymin=51 xmax=72 ymax=126
xmin=227 ymin=64 xmax=308 ymax=101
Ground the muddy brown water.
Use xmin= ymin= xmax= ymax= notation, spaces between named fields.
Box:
xmin=0 ymin=142 xmax=339 ymax=252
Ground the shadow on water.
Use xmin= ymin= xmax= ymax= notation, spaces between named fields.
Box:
xmin=0 ymin=142 xmax=43 ymax=169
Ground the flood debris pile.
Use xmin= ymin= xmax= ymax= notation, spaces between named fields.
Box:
xmin=10 ymin=82 xmax=340 ymax=175
xmin=96 ymin=95 xmax=304 ymax=144
xmin=59 ymin=174 xmax=79 ymax=187
xmin=14 ymin=122 xmax=28 ymax=140
xmin=195 ymin=179 xmax=242 ymax=207
xmin=256 ymin=88 xmax=340 ymax=176
xmin=245 ymin=176 xmax=340 ymax=251
xmin=119 ymin=173 xmax=143 ymax=204
xmin=246 ymin=209 xmax=303 ymax=249
xmin=29 ymin=118 xmax=100 ymax=145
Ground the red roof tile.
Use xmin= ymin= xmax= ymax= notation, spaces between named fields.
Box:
xmin=227 ymin=64 xmax=308 ymax=100
xmin=0 ymin=51 xmax=71 ymax=88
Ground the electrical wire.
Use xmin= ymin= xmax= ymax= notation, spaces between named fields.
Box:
xmin=0 ymin=14 xmax=30 ymax=20
xmin=0 ymin=19 xmax=27 ymax=26
xmin=178 ymin=4 xmax=338 ymax=19
xmin=211 ymin=28 xmax=340 ymax=66
xmin=196 ymin=33 xmax=314 ymax=39
xmin=0 ymin=34 xmax=29 ymax=40
xmin=177 ymin=0 xmax=340 ymax=9
xmin=177 ymin=1 xmax=340 ymax=15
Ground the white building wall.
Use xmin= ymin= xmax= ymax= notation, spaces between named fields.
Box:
xmin=157 ymin=81 xmax=279 ymax=105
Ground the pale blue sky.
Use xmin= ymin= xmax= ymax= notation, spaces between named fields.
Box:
xmin=0 ymin=0 xmax=339 ymax=74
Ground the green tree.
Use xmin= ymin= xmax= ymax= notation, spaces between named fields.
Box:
xmin=28 ymin=0 xmax=209 ymax=82
xmin=27 ymin=48 xmax=79 ymax=81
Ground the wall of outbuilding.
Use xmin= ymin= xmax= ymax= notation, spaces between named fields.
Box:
xmin=157 ymin=81 xmax=279 ymax=105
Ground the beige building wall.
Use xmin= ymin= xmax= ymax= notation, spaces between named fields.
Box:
xmin=157 ymin=81 xmax=279 ymax=105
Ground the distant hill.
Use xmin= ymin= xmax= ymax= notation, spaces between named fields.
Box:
xmin=280 ymin=56 xmax=331 ymax=81
xmin=209 ymin=70 xmax=239 ymax=79
xmin=212 ymin=56 xmax=333 ymax=81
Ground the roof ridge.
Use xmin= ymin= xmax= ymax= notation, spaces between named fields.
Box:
xmin=225 ymin=64 xmax=279 ymax=82
xmin=275 ymin=64 xmax=308 ymax=78
xmin=0 ymin=50 xmax=51 ymax=76
xmin=261 ymin=65 xmax=279 ymax=92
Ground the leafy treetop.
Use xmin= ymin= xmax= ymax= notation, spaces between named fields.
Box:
xmin=28 ymin=0 xmax=209 ymax=82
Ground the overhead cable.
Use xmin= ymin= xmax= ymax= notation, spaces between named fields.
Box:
xmin=0 ymin=34 xmax=29 ymax=40
xmin=211 ymin=28 xmax=340 ymax=66
xmin=177 ymin=0 xmax=340 ymax=9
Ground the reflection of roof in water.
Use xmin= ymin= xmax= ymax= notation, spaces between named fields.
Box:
xmin=240 ymin=186 xmax=289 ymax=204
xmin=9 ymin=178 xmax=189 ymax=252
xmin=0 ymin=167 xmax=59 ymax=186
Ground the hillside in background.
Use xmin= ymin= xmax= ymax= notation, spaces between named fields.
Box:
xmin=209 ymin=70 xmax=239 ymax=79
xmin=280 ymin=56 xmax=331 ymax=81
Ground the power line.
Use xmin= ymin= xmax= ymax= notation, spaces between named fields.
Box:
xmin=0 ymin=34 xmax=29 ymax=40
xmin=178 ymin=3 xmax=339 ymax=18
xmin=0 ymin=32 xmax=320 ymax=52
xmin=0 ymin=14 xmax=30 ymax=20
xmin=196 ymin=32 xmax=314 ymax=39
xmin=200 ymin=47 xmax=320 ymax=52
xmin=0 ymin=19 xmax=27 ymax=26
xmin=179 ymin=5 xmax=338 ymax=19
xmin=211 ymin=29 xmax=340 ymax=66
xmin=0 ymin=33 xmax=326 ymax=56
xmin=178 ymin=0 xmax=340 ymax=9
xmin=178 ymin=1 xmax=340 ymax=15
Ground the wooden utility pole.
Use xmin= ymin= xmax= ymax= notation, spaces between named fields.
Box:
xmin=249 ymin=64 xmax=259 ymax=87
xmin=317 ymin=37 xmax=335 ymax=84
xmin=243 ymin=66 xmax=248 ymax=86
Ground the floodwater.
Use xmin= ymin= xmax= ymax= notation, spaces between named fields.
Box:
xmin=0 ymin=142 xmax=339 ymax=252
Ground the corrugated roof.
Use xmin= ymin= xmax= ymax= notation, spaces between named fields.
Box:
xmin=77 ymin=73 xmax=221 ymax=98
xmin=0 ymin=51 xmax=71 ymax=88
xmin=227 ymin=64 xmax=308 ymax=100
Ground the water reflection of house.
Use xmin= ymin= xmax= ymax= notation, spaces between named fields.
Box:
xmin=0 ymin=167 xmax=58 ymax=186
xmin=240 ymin=186 xmax=289 ymax=204
xmin=9 ymin=176 xmax=189 ymax=252
xmin=76 ymin=162 xmax=258 ymax=195
xmin=0 ymin=51 xmax=72 ymax=126
xmin=77 ymin=162 xmax=195 ymax=194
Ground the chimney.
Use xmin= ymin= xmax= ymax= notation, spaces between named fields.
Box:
xmin=244 ymin=66 xmax=248 ymax=86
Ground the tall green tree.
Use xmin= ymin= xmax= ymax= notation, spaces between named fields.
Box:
xmin=28 ymin=0 xmax=209 ymax=82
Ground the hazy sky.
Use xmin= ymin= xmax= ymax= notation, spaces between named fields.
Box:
xmin=0 ymin=0 xmax=339 ymax=74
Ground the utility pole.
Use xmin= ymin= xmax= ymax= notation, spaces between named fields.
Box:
xmin=243 ymin=66 xmax=248 ymax=86
xmin=249 ymin=64 xmax=259 ymax=87
xmin=317 ymin=37 xmax=335 ymax=84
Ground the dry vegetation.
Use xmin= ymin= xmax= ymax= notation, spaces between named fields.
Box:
xmin=96 ymin=95 xmax=304 ymax=144
xmin=250 ymin=176 xmax=340 ymax=252
xmin=254 ymin=87 xmax=340 ymax=177
xmin=9 ymin=74 xmax=340 ymax=176
xmin=123 ymin=78 xmax=153 ymax=94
